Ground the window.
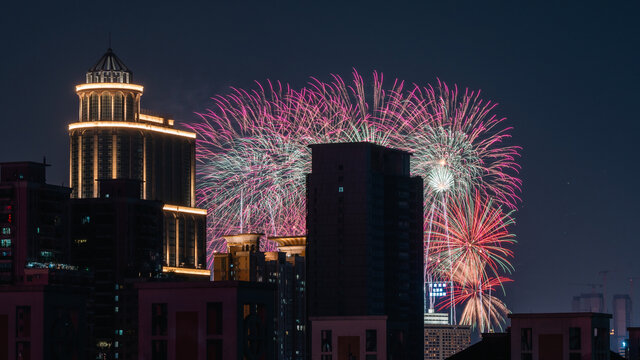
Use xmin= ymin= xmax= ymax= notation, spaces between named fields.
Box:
xmin=207 ymin=302 xmax=223 ymax=335
xmin=569 ymin=327 xmax=581 ymax=350
xmin=207 ymin=339 xmax=222 ymax=360
xmin=151 ymin=340 xmax=167 ymax=360
xmin=521 ymin=328 xmax=532 ymax=351
xmin=338 ymin=187 xmax=343 ymax=193
xmin=0 ymin=239 xmax=10 ymax=247
xmin=16 ymin=306 xmax=31 ymax=337
xmin=151 ymin=303 xmax=167 ymax=336
xmin=366 ymin=329 xmax=377 ymax=352
xmin=81 ymin=216 xmax=91 ymax=224
xmin=321 ymin=330 xmax=332 ymax=352
xmin=2 ymin=227 xmax=10 ymax=235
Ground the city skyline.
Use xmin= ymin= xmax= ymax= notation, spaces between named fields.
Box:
xmin=2 ymin=0 xmax=640 ymax=326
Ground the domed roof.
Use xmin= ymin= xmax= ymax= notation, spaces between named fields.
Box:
xmin=86 ymin=48 xmax=133 ymax=84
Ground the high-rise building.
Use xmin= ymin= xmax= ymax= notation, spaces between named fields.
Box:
xmin=70 ymin=179 xmax=165 ymax=359
xmin=613 ymin=294 xmax=632 ymax=355
xmin=0 ymin=161 xmax=71 ymax=284
xmin=67 ymin=48 xmax=207 ymax=271
xmin=306 ymin=142 xmax=424 ymax=360
xmin=212 ymin=233 xmax=307 ymax=359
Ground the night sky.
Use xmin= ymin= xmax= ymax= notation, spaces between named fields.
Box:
xmin=2 ymin=1 xmax=639 ymax=323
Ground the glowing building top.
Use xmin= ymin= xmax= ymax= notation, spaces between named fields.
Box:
xmin=86 ymin=48 xmax=132 ymax=84
xmin=69 ymin=48 xmax=198 ymax=204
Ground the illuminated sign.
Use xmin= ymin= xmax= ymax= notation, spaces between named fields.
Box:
xmin=429 ymin=282 xmax=448 ymax=297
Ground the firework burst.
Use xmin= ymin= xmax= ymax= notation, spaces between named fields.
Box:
xmin=191 ymin=72 xmax=520 ymax=330
xmin=190 ymin=72 xmax=407 ymax=265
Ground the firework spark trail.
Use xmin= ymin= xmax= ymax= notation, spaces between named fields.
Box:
xmin=191 ymin=72 xmax=520 ymax=330
xmin=429 ymin=191 xmax=516 ymax=285
xmin=189 ymin=71 xmax=408 ymax=266
xmin=439 ymin=275 xmax=513 ymax=332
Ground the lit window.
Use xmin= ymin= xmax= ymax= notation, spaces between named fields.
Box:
xmin=338 ymin=187 xmax=344 ymax=193
xmin=1 ymin=228 xmax=10 ymax=235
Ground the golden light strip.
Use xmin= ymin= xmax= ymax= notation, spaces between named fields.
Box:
xmin=76 ymin=83 xmax=144 ymax=92
xmin=162 ymin=266 xmax=210 ymax=276
xmin=175 ymin=217 xmax=179 ymax=267
xmin=139 ymin=113 xmax=164 ymax=124
xmin=93 ymin=135 xmax=98 ymax=197
xmin=77 ymin=135 xmax=82 ymax=198
xmin=68 ymin=122 xmax=196 ymax=139
xmin=112 ymin=135 xmax=117 ymax=178
xmin=162 ymin=204 xmax=207 ymax=215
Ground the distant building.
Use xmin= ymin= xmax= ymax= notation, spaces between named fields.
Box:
xmin=67 ymin=48 xmax=207 ymax=272
xmin=306 ymin=142 xmax=424 ymax=359
xmin=136 ymin=280 xmax=276 ymax=360
xmin=423 ymin=310 xmax=471 ymax=360
xmin=0 ymin=161 xmax=71 ymax=284
xmin=613 ymin=294 xmax=632 ymax=355
xmin=424 ymin=324 xmax=471 ymax=360
xmin=212 ymin=233 xmax=307 ymax=359
xmin=572 ymin=293 xmax=605 ymax=313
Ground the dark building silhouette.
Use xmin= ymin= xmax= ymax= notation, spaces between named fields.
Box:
xmin=67 ymin=49 xmax=207 ymax=273
xmin=306 ymin=142 xmax=424 ymax=359
xmin=0 ymin=161 xmax=71 ymax=284
xmin=0 ymin=162 xmax=90 ymax=359
xmin=70 ymin=179 xmax=164 ymax=359
xmin=628 ymin=327 xmax=640 ymax=360
xmin=448 ymin=313 xmax=623 ymax=360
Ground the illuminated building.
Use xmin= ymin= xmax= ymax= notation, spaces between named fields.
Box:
xmin=68 ymin=48 xmax=206 ymax=271
xmin=0 ymin=161 xmax=71 ymax=284
xmin=212 ymin=233 xmax=307 ymax=359
xmin=423 ymin=309 xmax=470 ymax=360
xmin=306 ymin=142 xmax=424 ymax=360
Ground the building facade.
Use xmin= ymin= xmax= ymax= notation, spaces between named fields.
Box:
xmin=0 ymin=162 xmax=71 ymax=284
xmin=306 ymin=142 xmax=424 ymax=360
xmin=212 ymin=233 xmax=307 ymax=359
xmin=509 ymin=312 xmax=611 ymax=360
xmin=423 ymin=324 xmax=470 ymax=360
xmin=136 ymin=281 xmax=276 ymax=360
xmin=70 ymin=179 xmax=165 ymax=359
xmin=67 ymin=48 xmax=207 ymax=272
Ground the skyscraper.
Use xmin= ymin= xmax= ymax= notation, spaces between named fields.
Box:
xmin=306 ymin=142 xmax=424 ymax=360
xmin=68 ymin=49 xmax=206 ymax=271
